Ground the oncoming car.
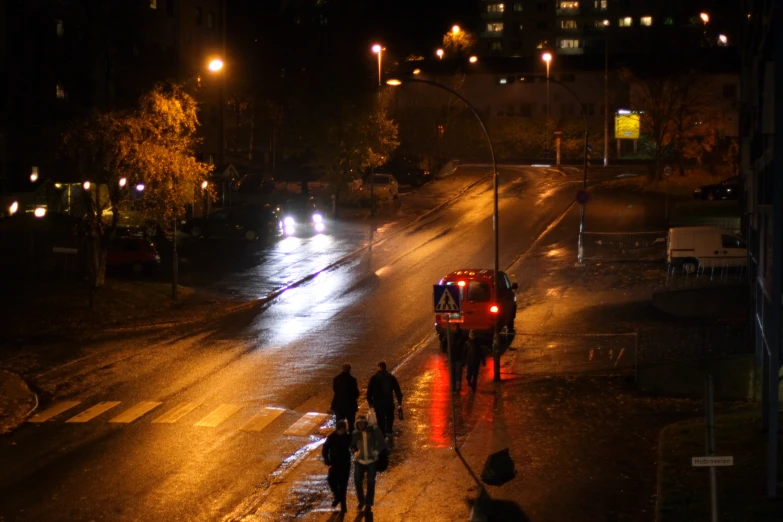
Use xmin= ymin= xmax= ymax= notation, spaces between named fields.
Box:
xmin=434 ymin=269 xmax=518 ymax=350
xmin=278 ymin=198 xmax=326 ymax=236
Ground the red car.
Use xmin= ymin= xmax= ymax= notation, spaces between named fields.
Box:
xmin=106 ymin=236 xmax=161 ymax=274
xmin=434 ymin=269 xmax=518 ymax=348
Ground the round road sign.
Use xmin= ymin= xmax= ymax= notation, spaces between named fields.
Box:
xmin=576 ymin=190 xmax=589 ymax=204
xmin=663 ymin=165 xmax=673 ymax=177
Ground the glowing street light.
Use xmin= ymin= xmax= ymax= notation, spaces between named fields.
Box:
xmin=436 ymin=48 xmax=444 ymax=59
xmin=119 ymin=177 xmax=127 ymax=188
xmin=542 ymin=53 xmax=553 ymax=124
xmin=412 ymin=68 xmax=421 ymax=75
xmin=135 ymin=183 xmax=145 ymax=192
xmin=30 ymin=173 xmax=38 ymax=183
xmin=718 ymin=34 xmax=728 ymax=45
xmin=469 ymin=55 xmax=478 ymax=63
xmin=83 ymin=181 xmax=91 ymax=190
xmin=9 ymin=201 xmax=18 ymax=215
xmin=700 ymin=12 xmax=710 ymax=24
xmin=452 ymin=25 xmax=461 ymax=35
xmin=34 ymin=207 xmax=47 ymax=218
xmin=201 ymin=180 xmax=208 ymax=190
xmin=208 ymin=58 xmax=224 ymax=72
xmin=371 ymin=44 xmax=384 ymax=87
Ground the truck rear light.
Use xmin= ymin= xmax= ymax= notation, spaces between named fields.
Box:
xmin=489 ymin=305 xmax=499 ymax=313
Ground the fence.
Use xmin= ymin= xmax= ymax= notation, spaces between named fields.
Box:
xmin=582 ymin=231 xmax=668 ymax=262
xmin=509 ymin=332 xmax=638 ymax=377
xmin=636 ymin=321 xmax=750 ymax=365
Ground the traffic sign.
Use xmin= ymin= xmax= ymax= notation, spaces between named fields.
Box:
xmin=553 ymin=130 xmax=563 ymax=137
xmin=692 ymin=456 xmax=734 ymax=467
xmin=663 ymin=165 xmax=673 ymax=177
xmin=576 ymin=190 xmax=589 ymax=204
xmin=433 ymin=285 xmax=461 ymax=313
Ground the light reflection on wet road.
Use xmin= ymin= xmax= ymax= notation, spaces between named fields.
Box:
xmin=0 ymin=166 xmax=582 ymax=522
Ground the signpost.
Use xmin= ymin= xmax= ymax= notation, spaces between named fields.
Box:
xmin=554 ymin=130 xmax=563 ymax=166
xmin=433 ymin=284 xmax=461 ymax=449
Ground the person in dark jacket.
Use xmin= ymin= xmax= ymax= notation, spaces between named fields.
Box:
xmin=322 ymin=420 xmax=352 ymax=513
xmin=464 ymin=330 xmax=486 ymax=393
xmin=449 ymin=323 xmax=466 ymax=393
xmin=366 ymin=361 xmax=403 ymax=440
xmin=331 ymin=362 xmax=360 ymax=432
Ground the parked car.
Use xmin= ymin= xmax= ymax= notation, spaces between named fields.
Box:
xmin=693 ymin=176 xmax=741 ymax=200
xmin=106 ymin=236 xmax=160 ymax=274
xmin=667 ymin=226 xmax=747 ymax=274
xmin=362 ymin=174 xmax=400 ymax=199
xmin=379 ymin=157 xmax=432 ymax=187
xmin=181 ymin=203 xmax=280 ymax=241
xmin=434 ymin=269 xmax=518 ymax=350
xmin=277 ymin=197 xmax=326 ymax=236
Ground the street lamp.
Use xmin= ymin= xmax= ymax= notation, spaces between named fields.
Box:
xmin=135 ymin=183 xmax=145 ymax=192
xmin=388 ymin=76 xmax=501 ymax=382
xmin=119 ymin=177 xmax=127 ymax=188
xmin=542 ymin=53 xmax=552 ymax=125
xmin=468 ymin=55 xmax=478 ymax=63
xmin=700 ymin=12 xmax=710 ymax=24
xmin=83 ymin=181 xmax=91 ymax=190
xmin=208 ymin=58 xmax=224 ymax=72
xmin=452 ymin=25 xmax=461 ymax=35
xmin=9 ymin=201 xmax=18 ymax=215
xmin=718 ymin=34 xmax=728 ymax=45
xmin=207 ymin=57 xmax=225 ymax=169
xmin=34 ymin=207 xmax=46 ymax=218
xmin=371 ymin=44 xmax=384 ymax=87
xmin=436 ymin=48 xmax=444 ymax=59
xmin=201 ymin=180 xmax=208 ymax=190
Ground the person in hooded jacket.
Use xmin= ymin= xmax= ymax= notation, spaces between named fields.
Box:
xmin=366 ymin=361 xmax=403 ymax=440
xmin=331 ymin=362 xmax=360 ymax=432
xmin=322 ymin=420 xmax=352 ymax=513
xmin=351 ymin=414 xmax=387 ymax=514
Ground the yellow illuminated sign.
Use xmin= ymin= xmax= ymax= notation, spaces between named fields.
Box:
xmin=615 ymin=113 xmax=640 ymax=139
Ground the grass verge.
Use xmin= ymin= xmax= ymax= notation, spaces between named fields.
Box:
xmin=657 ymin=409 xmax=783 ymax=522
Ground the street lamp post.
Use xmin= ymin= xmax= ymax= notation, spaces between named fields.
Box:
xmin=603 ymin=22 xmax=609 ymax=167
xmin=542 ymin=53 xmax=552 ymax=150
xmin=387 ymin=76 xmax=501 ymax=382
xmin=370 ymin=44 xmax=385 ymax=217
xmin=208 ymin=58 xmax=225 ymax=171
xmin=436 ymin=48 xmax=444 ymax=60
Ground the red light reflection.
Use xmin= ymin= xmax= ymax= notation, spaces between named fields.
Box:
xmin=427 ymin=354 xmax=451 ymax=448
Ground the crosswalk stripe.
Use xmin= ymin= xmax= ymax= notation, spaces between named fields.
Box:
xmin=152 ymin=402 xmax=200 ymax=424
xmin=240 ymin=407 xmax=286 ymax=432
xmin=28 ymin=401 xmax=81 ymax=423
xmin=283 ymin=412 xmax=329 ymax=437
xmin=65 ymin=402 xmax=122 ymax=423
xmin=109 ymin=402 xmax=162 ymax=423
xmin=194 ymin=404 xmax=242 ymax=428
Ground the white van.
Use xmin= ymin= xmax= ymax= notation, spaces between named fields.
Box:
xmin=667 ymin=227 xmax=747 ymax=274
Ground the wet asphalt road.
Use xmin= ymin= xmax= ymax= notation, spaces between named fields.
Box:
xmin=0 ymin=165 xmax=594 ymax=521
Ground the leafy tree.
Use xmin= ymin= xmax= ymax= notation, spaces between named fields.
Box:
xmin=621 ymin=67 xmax=723 ymax=177
xmin=442 ymin=27 xmax=477 ymax=57
xmin=64 ymin=83 xmax=212 ymax=295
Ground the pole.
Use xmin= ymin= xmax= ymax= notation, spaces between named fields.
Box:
xmin=577 ymin=119 xmax=588 ymax=266
xmin=705 ymin=373 xmax=718 ymax=522
xmin=172 ymin=216 xmax=178 ymax=301
xmin=446 ymin=316 xmax=457 ymax=449
xmin=377 ymin=49 xmax=382 ymax=88
xmin=604 ymin=37 xmax=609 ymax=167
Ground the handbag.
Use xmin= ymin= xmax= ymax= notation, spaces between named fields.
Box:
xmin=376 ymin=448 xmax=389 ymax=472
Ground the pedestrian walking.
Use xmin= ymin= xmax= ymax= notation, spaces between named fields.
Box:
xmin=465 ymin=330 xmax=486 ymax=393
xmin=322 ymin=420 xmax=352 ymax=513
xmin=331 ymin=362 xmax=360 ymax=432
xmin=351 ymin=414 xmax=387 ymax=515
xmin=366 ymin=361 xmax=403 ymax=441
xmin=449 ymin=323 xmax=466 ymax=393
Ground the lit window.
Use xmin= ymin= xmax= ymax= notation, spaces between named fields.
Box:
xmin=619 ymin=17 xmax=632 ymax=27
xmin=561 ymin=20 xmax=578 ymax=29
xmin=559 ymin=39 xmax=581 ymax=48
xmin=487 ymin=3 xmax=505 ymax=13
xmin=513 ymin=3 xmax=523 ymax=11
xmin=499 ymin=78 xmax=508 ymax=84
xmin=559 ymin=1 xmax=579 ymax=9
xmin=664 ymin=16 xmax=674 ymax=26
xmin=487 ymin=22 xmax=504 ymax=33
xmin=594 ymin=19 xmax=609 ymax=28
xmin=55 ymin=19 xmax=64 ymax=38
xmin=593 ymin=0 xmax=607 ymax=9
xmin=149 ymin=0 xmax=157 ymax=8
xmin=641 ymin=16 xmax=652 ymax=26
xmin=207 ymin=11 xmax=215 ymax=29
xmin=56 ymin=82 xmax=66 ymax=100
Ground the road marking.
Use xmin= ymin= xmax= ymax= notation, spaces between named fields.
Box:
xmin=65 ymin=402 xmax=121 ymax=423
xmin=152 ymin=402 xmax=200 ymax=424
xmin=28 ymin=401 xmax=81 ymax=423
xmin=240 ymin=407 xmax=286 ymax=432
xmin=109 ymin=401 xmax=162 ymax=423
xmin=194 ymin=404 xmax=242 ymax=428
xmin=283 ymin=412 xmax=329 ymax=437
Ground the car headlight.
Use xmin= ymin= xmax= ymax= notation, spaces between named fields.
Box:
xmin=312 ymin=213 xmax=323 ymax=223
xmin=283 ymin=216 xmax=295 ymax=226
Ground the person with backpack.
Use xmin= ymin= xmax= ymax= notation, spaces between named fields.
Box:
xmin=464 ymin=330 xmax=486 ymax=393
xmin=351 ymin=414 xmax=387 ymax=515
xmin=366 ymin=361 xmax=403 ymax=442
xmin=322 ymin=420 xmax=351 ymax=513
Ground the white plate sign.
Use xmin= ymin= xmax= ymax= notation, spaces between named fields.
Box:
xmin=691 ymin=456 xmax=734 ymax=467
